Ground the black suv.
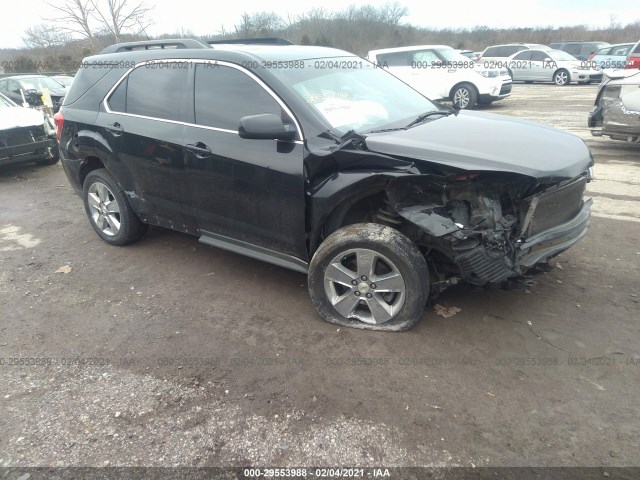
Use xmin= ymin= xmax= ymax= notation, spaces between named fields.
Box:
xmin=58 ymin=39 xmax=594 ymax=331
xmin=549 ymin=41 xmax=610 ymax=61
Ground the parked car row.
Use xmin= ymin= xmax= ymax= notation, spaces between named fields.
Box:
xmin=367 ymin=45 xmax=511 ymax=109
xmin=0 ymin=75 xmax=70 ymax=112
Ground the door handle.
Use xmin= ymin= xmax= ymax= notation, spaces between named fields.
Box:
xmin=105 ymin=122 xmax=124 ymax=135
xmin=186 ymin=142 xmax=212 ymax=158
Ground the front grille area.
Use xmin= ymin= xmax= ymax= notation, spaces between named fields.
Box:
xmin=0 ymin=126 xmax=46 ymax=148
xmin=500 ymin=83 xmax=513 ymax=95
xmin=526 ymin=176 xmax=587 ymax=236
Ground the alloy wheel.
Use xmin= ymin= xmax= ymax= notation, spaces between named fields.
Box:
xmin=323 ymin=248 xmax=406 ymax=325
xmin=87 ymin=181 xmax=121 ymax=236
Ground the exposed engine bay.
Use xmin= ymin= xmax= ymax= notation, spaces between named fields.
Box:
xmin=382 ymin=170 xmax=592 ymax=293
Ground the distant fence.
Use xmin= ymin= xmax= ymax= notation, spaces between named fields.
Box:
xmin=0 ymin=72 xmax=75 ymax=78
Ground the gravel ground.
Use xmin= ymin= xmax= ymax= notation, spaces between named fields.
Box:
xmin=1 ymin=83 xmax=639 ymax=471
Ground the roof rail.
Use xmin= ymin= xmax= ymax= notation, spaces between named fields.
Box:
xmin=207 ymin=37 xmax=293 ymax=46
xmin=100 ymin=39 xmax=210 ymax=54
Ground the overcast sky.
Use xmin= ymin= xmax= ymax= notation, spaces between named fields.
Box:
xmin=1 ymin=0 xmax=638 ymax=48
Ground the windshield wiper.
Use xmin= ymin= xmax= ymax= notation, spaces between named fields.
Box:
xmin=403 ymin=109 xmax=454 ymax=129
xmin=365 ymin=126 xmax=407 ymax=134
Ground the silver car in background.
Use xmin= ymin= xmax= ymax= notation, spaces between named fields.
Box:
xmin=588 ymin=69 xmax=640 ymax=142
xmin=587 ymin=43 xmax=635 ymax=69
xmin=507 ymin=49 xmax=602 ymax=85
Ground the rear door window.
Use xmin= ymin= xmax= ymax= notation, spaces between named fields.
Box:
xmin=530 ymin=51 xmax=549 ymax=61
xmin=125 ymin=65 xmax=187 ymax=121
xmin=115 ymin=63 xmax=188 ymax=121
xmin=513 ymin=51 xmax=532 ymax=60
xmin=564 ymin=44 xmax=581 ymax=55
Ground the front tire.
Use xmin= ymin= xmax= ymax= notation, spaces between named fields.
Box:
xmin=308 ymin=223 xmax=429 ymax=331
xmin=553 ymin=69 xmax=570 ymax=86
xmin=82 ymin=168 xmax=147 ymax=245
xmin=450 ymin=83 xmax=478 ymax=109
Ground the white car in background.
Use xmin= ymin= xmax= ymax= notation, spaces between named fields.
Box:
xmin=367 ymin=45 xmax=512 ymax=109
xmin=0 ymin=92 xmax=58 ymax=167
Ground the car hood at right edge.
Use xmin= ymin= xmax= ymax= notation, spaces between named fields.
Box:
xmin=363 ymin=110 xmax=593 ymax=181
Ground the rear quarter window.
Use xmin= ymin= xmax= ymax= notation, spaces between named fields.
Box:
xmin=62 ymin=61 xmax=113 ymax=106
xmin=375 ymin=52 xmax=409 ymax=66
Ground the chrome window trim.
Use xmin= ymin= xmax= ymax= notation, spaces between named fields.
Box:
xmin=101 ymin=58 xmax=305 ymax=143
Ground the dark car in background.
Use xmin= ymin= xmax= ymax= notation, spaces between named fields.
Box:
xmin=0 ymin=75 xmax=68 ymax=112
xmin=51 ymin=75 xmax=75 ymax=88
xmin=57 ymin=39 xmax=594 ymax=331
xmin=549 ymin=41 xmax=610 ymax=61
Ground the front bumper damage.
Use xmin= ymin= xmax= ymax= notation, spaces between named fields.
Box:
xmin=0 ymin=121 xmax=57 ymax=167
xmin=386 ymin=172 xmax=592 ymax=290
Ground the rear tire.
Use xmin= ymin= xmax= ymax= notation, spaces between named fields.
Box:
xmin=308 ymin=223 xmax=429 ymax=331
xmin=82 ymin=168 xmax=147 ymax=245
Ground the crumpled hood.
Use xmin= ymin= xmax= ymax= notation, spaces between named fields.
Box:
xmin=364 ymin=110 xmax=592 ymax=180
xmin=0 ymin=106 xmax=45 ymax=130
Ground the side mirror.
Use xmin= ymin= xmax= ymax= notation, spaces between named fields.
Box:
xmin=238 ymin=114 xmax=296 ymax=141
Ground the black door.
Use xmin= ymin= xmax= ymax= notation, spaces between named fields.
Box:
xmin=184 ymin=63 xmax=307 ymax=260
xmin=96 ymin=63 xmax=198 ymax=234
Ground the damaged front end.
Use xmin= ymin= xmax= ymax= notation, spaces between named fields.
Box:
xmin=589 ymin=73 xmax=640 ymax=143
xmin=386 ymin=171 xmax=592 ymax=292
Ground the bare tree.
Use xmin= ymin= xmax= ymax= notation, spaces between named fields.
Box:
xmin=91 ymin=0 xmax=153 ymax=43
xmin=46 ymin=0 xmax=97 ymax=52
xmin=381 ymin=2 xmax=408 ymax=27
xmin=23 ymin=24 xmax=71 ymax=50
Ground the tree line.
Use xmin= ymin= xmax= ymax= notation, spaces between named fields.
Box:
xmin=2 ymin=1 xmax=639 ymax=74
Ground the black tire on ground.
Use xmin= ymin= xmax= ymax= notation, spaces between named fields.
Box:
xmin=553 ymin=69 xmax=570 ymax=86
xmin=308 ymin=223 xmax=429 ymax=331
xmin=82 ymin=168 xmax=147 ymax=246
xmin=35 ymin=156 xmax=59 ymax=166
xmin=450 ymin=83 xmax=478 ymax=109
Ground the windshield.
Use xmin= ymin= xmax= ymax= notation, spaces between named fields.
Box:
xmin=548 ymin=50 xmax=578 ymax=62
xmin=53 ymin=76 xmax=74 ymax=87
xmin=0 ymin=94 xmax=16 ymax=108
xmin=437 ymin=48 xmax=473 ymax=62
xmin=271 ymin=57 xmax=439 ymax=134
xmin=18 ymin=76 xmax=65 ymax=91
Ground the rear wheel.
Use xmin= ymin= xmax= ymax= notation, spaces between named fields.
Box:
xmin=82 ymin=169 xmax=147 ymax=245
xmin=308 ymin=223 xmax=429 ymax=331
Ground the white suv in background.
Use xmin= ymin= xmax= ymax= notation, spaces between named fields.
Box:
xmin=367 ymin=45 xmax=512 ymax=109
